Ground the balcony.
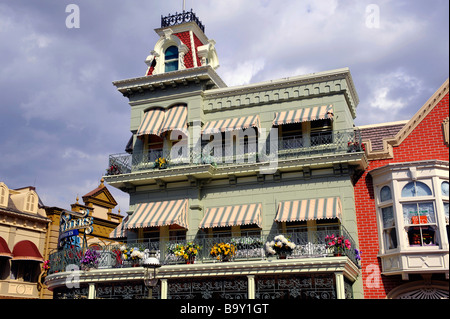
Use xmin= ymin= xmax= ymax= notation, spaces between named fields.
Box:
xmin=105 ymin=129 xmax=365 ymax=177
xmin=46 ymin=226 xmax=361 ymax=275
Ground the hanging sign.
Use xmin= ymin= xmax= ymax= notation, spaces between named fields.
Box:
xmin=59 ymin=209 xmax=94 ymax=235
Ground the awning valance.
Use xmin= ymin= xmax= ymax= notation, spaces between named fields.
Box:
xmin=202 ymin=115 xmax=261 ymax=134
xmin=126 ymin=199 xmax=188 ymax=230
xmin=273 ymin=105 xmax=333 ymax=126
xmin=275 ymin=197 xmax=342 ymax=223
xmin=137 ymin=108 xmax=165 ymax=137
xmin=0 ymin=237 xmax=12 ymax=259
xmin=12 ymin=240 xmax=43 ymax=262
xmin=160 ymin=105 xmax=188 ymax=134
xmin=199 ymin=203 xmax=262 ymax=228
xmin=109 ymin=216 xmax=128 ymax=239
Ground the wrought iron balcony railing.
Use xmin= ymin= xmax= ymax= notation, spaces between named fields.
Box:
xmin=106 ymin=129 xmax=364 ymax=176
xmin=161 ymin=9 xmax=205 ymax=33
xmin=46 ymin=226 xmax=361 ymax=274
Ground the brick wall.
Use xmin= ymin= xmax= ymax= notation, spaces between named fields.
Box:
xmin=354 ymin=92 xmax=449 ymax=298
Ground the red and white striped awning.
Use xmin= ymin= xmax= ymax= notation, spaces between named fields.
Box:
xmin=275 ymin=197 xmax=342 ymax=222
xmin=160 ymin=105 xmax=188 ymax=134
xmin=273 ymin=105 xmax=333 ymax=126
xmin=199 ymin=203 xmax=262 ymax=228
xmin=137 ymin=108 xmax=165 ymax=137
xmin=202 ymin=115 xmax=260 ymax=134
xmin=125 ymin=199 xmax=189 ymax=230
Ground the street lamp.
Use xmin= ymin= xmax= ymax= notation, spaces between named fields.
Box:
xmin=143 ymin=250 xmax=161 ymax=299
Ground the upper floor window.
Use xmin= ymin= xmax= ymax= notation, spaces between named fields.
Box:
xmin=24 ymin=193 xmax=37 ymax=213
xmin=0 ymin=184 xmax=8 ymax=207
xmin=165 ymin=46 xmax=179 ymax=72
xmin=401 ymin=181 xmax=432 ymax=197
xmin=380 ymin=186 xmax=392 ymax=202
xmin=442 ymin=181 xmax=449 ymax=197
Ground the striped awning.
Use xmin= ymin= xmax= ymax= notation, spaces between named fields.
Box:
xmin=275 ymin=197 xmax=342 ymax=222
xmin=160 ymin=105 xmax=188 ymax=134
xmin=273 ymin=105 xmax=333 ymax=126
xmin=126 ymin=199 xmax=188 ymax=230
xmin=202 ymin=115 xmax=261 ymax=134
xmin=199 ymin=203 xmax=262 ymax=228
xmin=137 ymin=108 xmax=165 ymax=137
xmin=109 ymin=216 xmax=128 ymax=239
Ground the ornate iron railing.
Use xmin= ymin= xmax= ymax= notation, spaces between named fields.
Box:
xmin=161 ymin=9 xmax=205 ymax=33
xmin=47 ymin=226 xmax=360 ymax=274
xmin=105 ymin=129 xmax=364 ymax=175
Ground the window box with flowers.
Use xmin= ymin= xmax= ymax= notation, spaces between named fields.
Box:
xmin=210 ymin=242 xmax=236 ymax=262
xmin=325 ymin=234 xmax=351 ymax=256
xmin=265 ymin=235 xmax=296 ymax=259
xmin=169 ymin=242 xmax=201 ymax=264
xmin=80 ymin=249 xmax=100 ymax=271
xmin=155 ymin=157 xmax=168 ymax=169
xmin=120 ymin=245 xmax=145 ymax=266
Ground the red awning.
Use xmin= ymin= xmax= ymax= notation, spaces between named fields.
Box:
xmin=0 ymin=237 xmax=12 ymax=259
xmin=12 ymin=240 xmax=43 ymax=262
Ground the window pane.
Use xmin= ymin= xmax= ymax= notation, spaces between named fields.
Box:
xmin=165 ymin=46 xmax=178 ymax=60
xmin=442 ymin=181 xmax=449 ymax=197
xmin=444 ymin=202 xmax=449 ymax=225
xmin=401 ymin=181 xmax=432 ymax=197
xmin=380 ymin=186 xmax=392 ymax=202
xmin=381 ymin=206 xmax=394 ymax=228
xmin=165 ymin=61 xmax=178 ymax=72
xmin=403 ymin=202 xmax=435 ymax=225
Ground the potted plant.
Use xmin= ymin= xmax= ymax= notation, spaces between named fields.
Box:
xmin=155 ymin=157 xmax=168 ymax=169
xmin=210 ymin=242 xmax=236 ymax=262
xmin=325 ymin=234 xmax=351 ymax=256
xmin=120 ymin=245 xmax=145 ymax=266
xmin=171 ymin=242 xmax=201 ymax=264
xmin=265 ymin=235 xmax=296 ymax=259
xmin=80 ymin=249 xmax=99 ymax=270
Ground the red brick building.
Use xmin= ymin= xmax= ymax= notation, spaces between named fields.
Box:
xmin=355 ymin=79 xmax=449 ymax=298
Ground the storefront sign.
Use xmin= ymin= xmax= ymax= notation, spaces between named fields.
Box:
xmin=59 ymin=209 xmax=94 ymax=235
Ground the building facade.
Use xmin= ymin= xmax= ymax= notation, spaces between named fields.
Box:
xmin=45 ymin=11 xmax=365 ymax=299
xmin=355 ymin=79 xmax=449 ymax=298
xmin=0 ymin=182 xmax=49 ymax=299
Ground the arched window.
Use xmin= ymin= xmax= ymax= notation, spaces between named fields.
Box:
xmin=401 ymin=181 xmax=432 ymax=198
xmin=380 ymin=186 xmax=392 ymax=202
xmin=165 ymin=46 xmax=179 ymax=72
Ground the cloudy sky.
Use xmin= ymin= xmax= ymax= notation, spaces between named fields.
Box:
xmin=0 ymin=0 xmax=448 ymax=214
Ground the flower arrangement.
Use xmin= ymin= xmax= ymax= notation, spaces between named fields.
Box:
xmin=347 ymin=141 xmax=365 ymax=152
xmin=106 ymin=164 xmax=121 ymax=175
xmin=120 ymin=245 xmax=145 ymax=262
xmin=43 ymin=260 xmax=50 ymax=271
xmin=80 ymin=249 xmax=99 ymax=270
xmin=265 ymin=235 xmax=296 ymax=258
xmin=210 ymin=242 xmax=236 ymax=261
xmin=170 ymin=242 xmax=201 ymax=263
xmin=325 ymin=234 xmax=351 ymax=256
xmin=155 ymin=157 xmax=168 ymax=169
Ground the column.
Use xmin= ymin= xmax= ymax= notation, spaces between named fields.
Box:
xmin=160 ymin=279 xmax=168 ymax=299
xmin=88 ymin=283 xmax=96 ymax=299
xmin=335 ymin=272 xmax=345 ymax=299
xmin=247 ymin=275 xmax=255 ymax=299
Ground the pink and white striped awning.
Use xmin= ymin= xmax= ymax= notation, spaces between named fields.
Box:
xmin=137 ymin=108 xmax=165 ymax=137
xmin=109 ymin=216 xmax=128 ymax=239
xmin=273 ymin=105 xmax=333 ymax=126
xmin=275 ymin=197 xmax=342 ymax=222
xmin=160 ymin=105 xmax=188 ymax=134
xmin=199 ymin=203 xmax=262 ymax=229
xmin=125 ymin=199 xmax=189 ymax=230
xmin=202 ymin=115 xmax=261 ymax=134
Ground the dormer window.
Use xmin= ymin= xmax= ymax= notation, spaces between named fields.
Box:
xmin=0 ymin=183 xmax=8 ymax=207
xmin=165 ymin=46 xmax=179 ymax=72
xmin=24 ymin=192 xmax=37 ymax=213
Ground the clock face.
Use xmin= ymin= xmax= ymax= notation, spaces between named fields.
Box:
xmin=442 ymin=181 xmax=449 ymax=196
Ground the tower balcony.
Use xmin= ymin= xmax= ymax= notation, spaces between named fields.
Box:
xmin=161 ymin=9 xmax=205 ymax=33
